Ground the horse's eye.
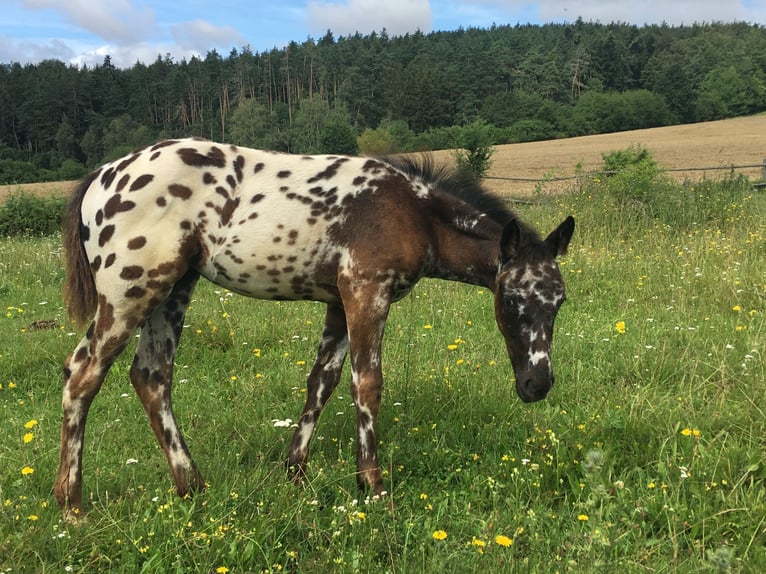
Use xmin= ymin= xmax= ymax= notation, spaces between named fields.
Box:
xmin=503 ymin=293 xmax=521 ymax=310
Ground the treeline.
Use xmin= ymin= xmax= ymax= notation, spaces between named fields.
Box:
xmin=1 ymin=20 xmax=765 ymax=183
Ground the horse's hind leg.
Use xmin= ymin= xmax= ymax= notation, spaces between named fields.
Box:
xmin=129 ymin=270 xmax=204 ymax=498
xmin=287 ymin=304 xmax=349 ymax=481
xmin=54 ymin=300 xmax=138 ymax=517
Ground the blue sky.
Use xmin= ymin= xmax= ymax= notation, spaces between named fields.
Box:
xmin=1 ymin=0 xmax=765 ymax=68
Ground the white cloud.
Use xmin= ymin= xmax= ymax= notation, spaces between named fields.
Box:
xmin=170 ymin=19 xmax=247 ymax=52
xmin=307 ymin=0 xmax=433 ymax=37
xmin=69 ymin=42 xmax=202 ymax=68
xmin=0 ymin=35 xmax=75 ymax=65
xmin=24 ymin=0 xmax=157 ymax=44
xmin=461 ymin=0 xmax=766 ymax=25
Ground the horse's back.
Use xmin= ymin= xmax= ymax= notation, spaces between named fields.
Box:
xmin=77 ymin=139 xmax=435 ymax=304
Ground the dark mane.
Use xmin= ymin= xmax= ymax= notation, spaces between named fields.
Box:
xmin=380 ymin=154 xmax=520 ymax=227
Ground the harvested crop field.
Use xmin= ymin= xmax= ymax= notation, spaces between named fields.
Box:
xmin=438 ymin=114 xmax=766 ymax=195
xmin=2 ymin=114 xmax=764 ymax=202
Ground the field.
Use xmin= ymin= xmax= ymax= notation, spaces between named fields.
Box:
xmin=1 ymin=124 xmax=765 ymax=573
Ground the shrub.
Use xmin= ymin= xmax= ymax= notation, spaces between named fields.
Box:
xmin=0 ymin=192 xmax=67 ymax=236
xmin=357 ymin=127 xmax=396 ymax=155
xmin=596 ymin=145 xmax=756 ymax=230
xmin=319 ymin=120 xmax=358 ymax=155
xmin=453 ymin=120 xmax=494 ymax=180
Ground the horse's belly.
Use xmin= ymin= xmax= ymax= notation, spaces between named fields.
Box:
xmin=197 ymin=224 xmax=345 ymax=303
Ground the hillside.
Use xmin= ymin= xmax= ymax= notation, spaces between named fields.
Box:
xmin=460 ymin=114 xmax=766 ymax=195
xmin=2 ymin=115 xmax=764 ymax=203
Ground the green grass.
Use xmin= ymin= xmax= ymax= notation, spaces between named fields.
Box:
xmin=0 ymin=179 xmax=764 ymax=573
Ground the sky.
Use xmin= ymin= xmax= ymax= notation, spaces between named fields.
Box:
xmin=1 ymin=0 xmax=765 ymax=68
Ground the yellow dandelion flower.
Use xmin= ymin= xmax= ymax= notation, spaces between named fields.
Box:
xmin=23 ymin=432 xmax=34 ymax=444
xmin=21 ymin=466 xmax=34 ymax=476
xmin=215 ymin=567 xmax=229 ymax=574
xmin=447 ymin=344 xmax=458 ymax=350
xmin=615 ymin=321 xmax=626 ymax=334
xmin=471 ymin=537 xmax=486 ymax=552
xmin=577 ymin=514 xmax=589 ymax=522
xmin=495 ymin=534 xmax=513 ymax=547
xmin=680 ymin=428 xmax=692 ymax=436
xmin=28 ymin=514 xmax=39 ymax=521
xmin=424 ymin=324 xmax=433 ymax=330
xmin=732 ymin=305 xmax=742 ymax=313
xmin=252 ymin=348 xmax=262 ymax=357
xmin=432 ymin=530 xmax=448 ymax=541
xmin=24 ymin=419 xmax=37 ymax=429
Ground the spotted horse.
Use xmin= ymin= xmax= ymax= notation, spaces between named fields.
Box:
xmin=54 ymin=137 xmax=575 ymax=517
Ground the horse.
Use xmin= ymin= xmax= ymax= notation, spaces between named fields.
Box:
xmin=54 ymin=138 xmax=574 ymax=517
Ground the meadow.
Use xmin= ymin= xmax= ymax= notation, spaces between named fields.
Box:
xmin=0 ymin=164 xmax=764 ymax=573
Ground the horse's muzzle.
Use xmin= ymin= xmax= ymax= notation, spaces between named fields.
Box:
xmin=515 ymin=371 xmax=554 ymax=403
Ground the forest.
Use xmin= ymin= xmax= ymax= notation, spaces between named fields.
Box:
xmin=1 ymin=20 xmax=765 ymax=183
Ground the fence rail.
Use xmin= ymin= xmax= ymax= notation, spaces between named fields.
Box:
xmin=484 ymin=162 xmax=766 ymax=185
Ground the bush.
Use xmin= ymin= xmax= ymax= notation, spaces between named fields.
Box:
xmin=319 ymin=120 xmax=358 ymax=155
xmin=595 ymin=145 xmax=756 ymax=230
xmin=453 ymin=120 xmax=494 ymax=179
xmin=0 ymin=192 xmax=67 ymax=236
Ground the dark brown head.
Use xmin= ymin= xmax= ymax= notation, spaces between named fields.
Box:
xmin=494 ymin=216 xmax=575 ymax=403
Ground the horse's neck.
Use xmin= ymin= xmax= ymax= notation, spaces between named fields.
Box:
xmin=428 ymin=222 xmax=499 ymax=290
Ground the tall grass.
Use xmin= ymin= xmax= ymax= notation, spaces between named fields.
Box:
xmin=0 ymin=175 xmax=764 ymax=573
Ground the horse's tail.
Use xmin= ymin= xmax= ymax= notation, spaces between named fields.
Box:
xmin=63 ymin=171 xmax=99 ymax=328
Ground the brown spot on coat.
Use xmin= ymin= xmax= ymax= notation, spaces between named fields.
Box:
xmin=100 ymin=167 xmax=116 ymax=189
xmin=233 ymin=155 xmax=245 ymax=182
xmin=74 ymin=346 xmax=88 ymax=363
xmin=127 ymin=236 xmax=147 ymax=250
xmin=99 ymin=225 xmax=115 ymax=247
xmin=103 ymin=194 xmax=136 ymax=219
xmin=125 ymin=286 xmax=147 ymax=298
xmin=120 ymin=265 xmax=145 ymax=280
xmin=168 ymin=184 xmax=193 ymax=200
xmin=307 ymin=158 xmax=349 ymax=183
xmin=277 ymin=170 xmax=291 ymax=178
xmin=151 ymin=140 xmax=178 ymax=152
xmin=177 ymin=146 xmax=226 ymax=168
xmin=104 ymin=253 xmax=116 ymax=268
xmin=130 ymin=174 xmax=154 ymax=192
xmin=116 ymin=174 xmax=131 ymax=192
xmin=116 ymin=153 xmax=141 ymax=172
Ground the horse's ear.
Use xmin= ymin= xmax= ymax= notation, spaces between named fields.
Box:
xmin=500 ymin=219 xmax=523 ymax=261
xmin=545 ymin=216 xmax=575 ymax=257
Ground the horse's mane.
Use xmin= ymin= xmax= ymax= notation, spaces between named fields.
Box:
xmin=379 ymin=154 xmax=541 ymax=243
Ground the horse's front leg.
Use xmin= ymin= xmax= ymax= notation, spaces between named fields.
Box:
xmin=340 ymin=280 xmax=391 ymax=496
xmin=287 ymin=304 xmax=349 ymax=481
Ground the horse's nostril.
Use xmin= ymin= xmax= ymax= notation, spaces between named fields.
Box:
xmin=517 ymin=376 xmax=551 ymax=403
